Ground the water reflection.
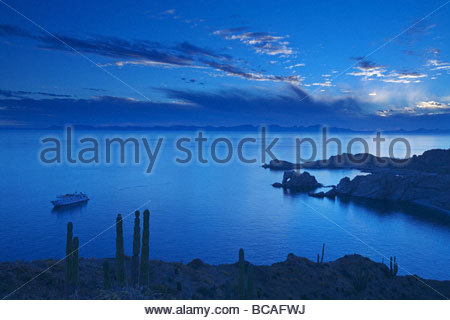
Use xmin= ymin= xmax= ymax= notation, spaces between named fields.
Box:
xmin=51 ymin=202 xmax=89 ymax=214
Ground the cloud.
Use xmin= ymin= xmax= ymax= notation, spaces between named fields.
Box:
xmin=395 ymin=72 xmax=427 ymax=79
xmin=347 ymin=60 xmax=386 ymax=79
xmin=382 ymin=79 xmax=413 ymax=84
xmin=348 ymin=59 xmax=427 ymax=84
xmin=214 ymin=28 xmax=293 ymax=56
xmin=0 ymin=85 xmax=363 ymax=128
xmin=0 ymin=24 xmax=36 ymax=38
xmin=2 ymin=85 xmax=450 ymax=130
xmin=416 ymin=100 xmax=449 ymax=109
xmin=0 ymin=23 xmax=299 ymax=85
xmin=381 ymin=71 xmax=427 ymax=84
xmin=175 ymin=42 xmax=232 ymax=60
xmin=200 ymin=59 xmax=302 ymax=84
xmin=83 ymin=87 xmax=108 ymax=92
xmin=426 ymin=59 xmax=450 ymax=70
xmin=0 ymin=89 xmax=71 ymax=98
xmin=286 ymin=63 xmax=305 ymax=69
xmin=376 ymin=100 xmax=450 ymax=117
xmin=310 ymin=81 xmax=333 ymax=87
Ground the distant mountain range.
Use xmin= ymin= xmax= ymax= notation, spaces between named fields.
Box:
xmin=3 ymin=124 xmax=450 ymax=134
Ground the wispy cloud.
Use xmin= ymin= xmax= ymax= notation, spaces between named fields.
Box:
xmin=0 ymin=89 xmax=71 ymax=98
xmin=377 ymin=100 xmax=450 ymax=117
xmin=347 ymin=60 xmax=386 ymax=79
xmin=0 ymin=23 xmax=300 ymax=85
xmin=213 ymin=28 xmax=293 ymax=56
xmin=426 ymin=59 xmax=450 ymax=70
xmin=310 ymin=81 xmax=333 ymax=87
xmin=348 ymin=59 xmax=428 ymax=84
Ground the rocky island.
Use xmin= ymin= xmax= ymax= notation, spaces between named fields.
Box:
xmin=269 ymin=149 xmax=450 ymax=213
xmin=272 ymin=171 xmax=323 ymax=190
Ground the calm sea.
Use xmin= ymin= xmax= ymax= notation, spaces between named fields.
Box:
xmin=0 ymin=129 xmax=449 ymax=279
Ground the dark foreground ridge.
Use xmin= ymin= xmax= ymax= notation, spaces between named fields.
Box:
xmin=1 ymin=254 xmax=449 ymax=299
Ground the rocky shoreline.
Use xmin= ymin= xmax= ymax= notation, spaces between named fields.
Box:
xmin=1 ymin=254 xmax=449 ymax=299
xmin=266 ymin=149 xmax=450 ymax=213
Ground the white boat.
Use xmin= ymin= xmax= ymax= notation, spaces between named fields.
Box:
xmin=51 ymin=192 xmax=89 ymax=207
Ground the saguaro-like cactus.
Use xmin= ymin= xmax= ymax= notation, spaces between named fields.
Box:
xmin=131 ymin=210 xmax=141 ymax=287
xmin=71 ymin=237 xmax=79 ymax=290
xmin=238 ymin=248 xmax=245 ymax=299
xmin=389 ymin=256 xmax=398 ymax=277
xmin=103 ymin=260 xmax=111 ymax=289
xmin=115 ymin=214 xmax=126 ymax=286
xmin=140 ymin=209 xmax=150 ymax=286
xmin=321 ymin=243 xmax=325 ymax=264
xmin=65 ymin=222 xmax=73 ymax=292
xmin=317 ymin=243 xmax=325 ymax=264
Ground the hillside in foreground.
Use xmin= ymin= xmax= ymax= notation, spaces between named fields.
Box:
xmin=1 ymin=254 xmax=448 ymax=300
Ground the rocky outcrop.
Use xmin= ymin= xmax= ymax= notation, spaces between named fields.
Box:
xmin=302 ymin=153 xmax=407 ymax=171
xmin=301 ymin=149 xmax=450 ymax=174
xmin=407 ymin=149 xmax=450 ymax=174
xmin=335 ymin=172 xmax=450 ymax=212
xmin=273 ymin=171 xmax=322 ymax=190
xmin=262 ymin=159 xmax=301 ymax=170
xmin=309 ymin=187 xmax=337 ymax=199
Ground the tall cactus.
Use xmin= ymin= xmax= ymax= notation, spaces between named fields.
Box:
xmin=65 ymin=222 xmax=73 ymax=293
xmin=131 ymin=211 xmax=141 ymax=287
xmin=317 ymin=243 xmax=325 ymax=264
xmin=71 ymin=237 xmax=79 ymax=291
xmin=238 ymin=248 xmax=245 ymax=299
xmin=140 ymin=209 xmax=150 ymax=286
xmin=321 ymin=243 xmax=325 ymax=264
xmin=389 ymin=256 xmax=398 ymax=277
xmin=115 ymin=214 xmax=126 ymax=286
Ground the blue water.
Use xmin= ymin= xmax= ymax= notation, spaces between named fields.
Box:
xmin=0 ymin=129 xmax=449 ymax=280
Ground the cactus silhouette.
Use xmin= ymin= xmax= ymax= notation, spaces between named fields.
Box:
xmin=140 ymin=209 xmax=150 ymax=286
xmin=71 ymin=236 xmax=79 ymax=291
xmin=317 ymin=243 xmax=325 ymax=264
xmin=238 ymin=248 xmax=245 ymax=299
xmin=131 ymin=211 xmax=141 ymax=287
xmin=115 ymin=214 xmax=126 ymax=286
xmin=321 ymin=243 xmax=325 ymax=263
xmin=103 ymin=260 xmax=111 ymax=289
xmin=389 ymin=256 xmax=398 ymax=277
xmin=65 ymin=222 xmax=73 ymax=293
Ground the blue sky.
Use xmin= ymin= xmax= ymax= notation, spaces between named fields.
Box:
xmin=0 ymin=0 xmax=450 ymax=129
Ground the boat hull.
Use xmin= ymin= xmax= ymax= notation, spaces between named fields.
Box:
xmin=51 ymin=198 xmax=89 ymax=207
